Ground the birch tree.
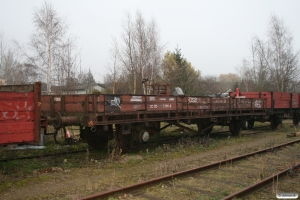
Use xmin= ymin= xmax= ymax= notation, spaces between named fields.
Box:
xmin=238 ymin=15 xmax=299 ymax=92
xmin=116 ymin=11 xmax=163 ymax=94
xmin=267 ymin=15 xmax=299 ymax=92
xmin=27 ymin=2 xmax=68 ymax=94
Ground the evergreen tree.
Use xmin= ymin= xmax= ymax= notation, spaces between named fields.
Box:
xmin=85 ymin=68 xmax=96 ymax=85
xmin=162 ymin=47 xmax=200 ymax=95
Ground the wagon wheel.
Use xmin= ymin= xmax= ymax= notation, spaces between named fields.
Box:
xmin=197 ymin=121 xmax=214 ymax=135
xmin=84 ymin=132 xmax=107 ymax=149
xmin=117 ymin=125 xmax=141 ymax=153
xmin=293 ymin=113 xmax=299 ymax=127
xmin=229 ymin=120 xmax=242 ymax=136
xmin=248 ymin=119 xmax=254 ymax=129
xmin=270 ymin=115 xmax=279 ymax=130
xmin=242 ymin=120 xmax=249 ymax=130
xmin=83 ymin=126 xmax=113 ymax=150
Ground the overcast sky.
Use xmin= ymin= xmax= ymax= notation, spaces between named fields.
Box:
xmin=0 ymin=0 xmax=299 ymax=82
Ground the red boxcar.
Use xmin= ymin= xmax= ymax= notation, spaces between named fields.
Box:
xmin=0 ymin=82 xmax=41 ymax=145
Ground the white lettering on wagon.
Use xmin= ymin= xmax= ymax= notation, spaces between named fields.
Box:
xmin=199 ymin=105 xmax=209 ymax=109
xmin=133 ymin=105 xmax=141 ymax=109
xmin=149 ymin=104 xmax=172 ymax=109
xmin=188 ymin=97 xmax=198 ymax=103
xmin=149 ymin=97 xmax=155 ymax=101
xmin=130 ymin=96 xmax=142 ymax=102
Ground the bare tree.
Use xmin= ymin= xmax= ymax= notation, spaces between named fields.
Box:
xmin=199 ymin=75 xmax=219 ymax=95
xmin=252 ymin=37 xmax=272 ymax=91
xmin=54 ymin=37 xmax=81 ymax=94
xmin=32 ymin=2 xmax=67 ymax=94
xmin=237 ymin=15 xmax=299 ymax=92
xmin=267 ymin=15 xmax=299 ymax=92
xmin=236 ymin=59 xmax=254 ymax=92
xmin=105 ymin=38 xmax=121 ymax=94
xmin=237 ymin=37 xmax=271 ymax=92
xmin=145 ymin=19 xmax=163 ymax=94
xmin=118 ymin=12 xmax=137 ymax=94
xmin=15 ymin=2 xmax=68 ymax=94
xmin=0 ymin=32 xmax=6 ymax=71
xmin=115 ymin=11 xmax=163 ymax=94
xmin=0 ymin=33 xmax=37 ymax=84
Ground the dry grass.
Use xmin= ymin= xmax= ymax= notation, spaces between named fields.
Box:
xmin=1 ymin=122 xmax=300 ymax=199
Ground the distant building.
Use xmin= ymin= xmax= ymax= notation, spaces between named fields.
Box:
xmin=50 ymin=83 xmax=106 ymax=95
xmin=0 ymin=78 xmax=6 ymax=85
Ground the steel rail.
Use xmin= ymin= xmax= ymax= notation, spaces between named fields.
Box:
xmin=78 ymin=138 xmax=300 ymax=200
xmin=222 ymin=162 xmax=300 ymax=200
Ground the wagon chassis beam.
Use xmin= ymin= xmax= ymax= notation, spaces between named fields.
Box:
xmin=93 ymin=112 xmax=266 ymax=126
xmin=165 ymin=121 xmax=219 ymax=135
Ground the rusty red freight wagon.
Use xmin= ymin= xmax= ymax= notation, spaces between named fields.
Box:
xmin=0 ymin=82 xmax=41 ymax=145
xmin=230 ymin=89 xmax=300 ymax=129
xmin=4 ymin=82 xmax=300 ymax=152
xmin=41 ymin=92 xmax=267 ymax=151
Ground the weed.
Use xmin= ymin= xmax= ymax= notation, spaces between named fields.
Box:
xmin=221 ymin=189 xmax=230 ymax=196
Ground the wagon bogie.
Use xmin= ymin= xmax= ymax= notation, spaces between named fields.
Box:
xmin=81 ymin=125 xmax=114 ymax=149
xmin=229 ymin=119 xmax=242 ymax=136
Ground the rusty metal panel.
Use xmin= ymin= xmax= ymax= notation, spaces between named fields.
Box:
xmin=274 ymin=100 xmax=290 ymax=108
xmin=41 ymin=95 xmax=51 ymax=111
xmin=236 ymin=98 xmax=253 ymax=109
xmin=230 ymin=92 xmax=272 ymax=108
xmin=211 ymin=98 xmax=230 ymax=111
xmin=96 ymin=95 xmax=105 ymax=112
xmin=182 ymin=97 xmax=211 ymax=110
xmin=33 ymin=82 xmax=41 ymax=144
xmin=64 ymin=95 xmax=86 ymax=112
xmin=64 ymin=95 xmax=86 ymax=103
xmin=120 ymin=95 xmax=146 ymax=112
xmin=146 ymin=96 xmax=176 ymax=111
xmin=273 ymin=92 xmax=282 ymax=101
xmin=41 ymin=95 xmax=63 ymax=112
xmin=292 ymin=94 xmax=299 ymax=108
xmin=0 ymin=82 xmax=41 ymax=145
xmin=281 ymin=92 xmax=291 ymax=101
xmin=176 ymin=97 xmax=183 ymax=110
xmin=53 ymin=96 xmax=62 ymax=111
xmin=64 ymin=104 xmax=85 ymax=112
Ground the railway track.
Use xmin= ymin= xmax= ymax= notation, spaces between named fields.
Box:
xmin=0 ymin=124 xmax=271 ymax=163
xmin=78 ymin=139 xmax=300 ymax=200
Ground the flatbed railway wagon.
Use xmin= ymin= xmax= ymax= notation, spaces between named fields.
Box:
xmin=40 ymin=85 xmax=267 ymax=152
xmin=1 ymin=82 xmax=270 ymax=151
xmin=230 ymin=89 xmax=300 ymax=130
